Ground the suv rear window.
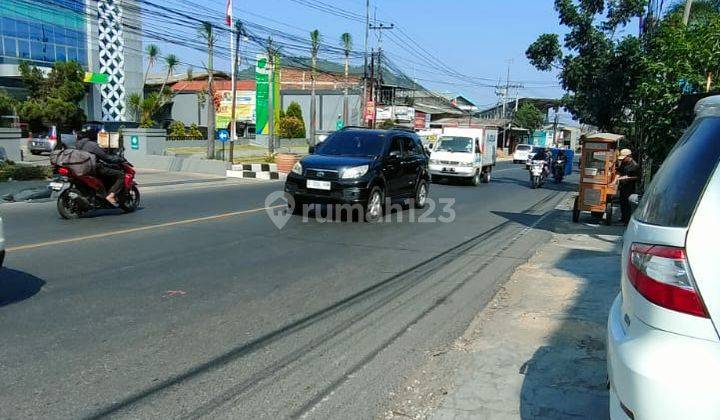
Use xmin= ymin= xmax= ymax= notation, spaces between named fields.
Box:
xmin=516 ymin=145 xmax=531 ymax=151
xmin=636 ymin=116 xmax=720 ymax=227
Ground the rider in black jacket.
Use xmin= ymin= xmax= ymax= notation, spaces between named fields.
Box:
xmin=76 ymin=129 xmax=124 ymax=205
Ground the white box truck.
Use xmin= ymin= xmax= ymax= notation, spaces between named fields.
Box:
xmin=428 ymin=127 xmax=498 ymax=185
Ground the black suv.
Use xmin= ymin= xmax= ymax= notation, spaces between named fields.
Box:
xmin=285 ymin=128 xmax=430 ymax=220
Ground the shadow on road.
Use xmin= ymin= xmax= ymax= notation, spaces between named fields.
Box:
xmin=516 ymin=210 xmax=624 ymax=419
xmin=0 ymin=269 xmax=46 ymax=307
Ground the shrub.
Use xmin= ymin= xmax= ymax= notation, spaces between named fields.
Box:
xmin=286 ymin=102 xmax=303 ymax=119
xmin=279 ymin=116 xmax=306 ymax=139
xmin=0 ymin=162 xmax=51 ymax=181
xmin=168 ymin=120 xmax=186 ymax=137
xmin=187 ymin=123 xmax=203 ymax=139
xmin=263 ymin=152 xmax=277 ymax=163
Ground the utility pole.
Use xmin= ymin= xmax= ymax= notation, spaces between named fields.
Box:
xmin=368 ymin=49 xmax=375 ymax=128
xmin=362 ymin=0 xmax=370 ymax=127
xmin=551 ymin=107 xmax=559 ymax=147
xmin=228 ymin=20 xmax=243 ymax=163
xmin=369 ymin=22 xmax=393 ymax=126
xmin=267 ymin=38 xmax=276 ymax=154
xmin=496 ymin=60 xmax=522 ymax=150
xmin=683 ymin=0 xmax=693 ymax=25
xmin=501 ymin=59 xmax=512 ymax=121
xmin=205 ymin=24 xmax=215 ymax=159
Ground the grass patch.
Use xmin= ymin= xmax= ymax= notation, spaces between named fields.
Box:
xmin=167 ymin=144 xmax=264 ymax=155
xmin=0 ymin=162 xmax=51 ymax=181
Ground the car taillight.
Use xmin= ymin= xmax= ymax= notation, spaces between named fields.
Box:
xmin=628 ymin=243 xmax=708 ymax=318
xmin=58 ymin=167 xmax=69 ymax=176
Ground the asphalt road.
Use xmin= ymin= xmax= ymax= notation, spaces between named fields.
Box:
xmin=0 ymin=162 xmax=576 ymax=419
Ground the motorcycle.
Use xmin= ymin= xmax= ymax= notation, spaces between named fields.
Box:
xmin=553 ymin=158 xmax=566 ymax=183
xmin=529 ymin=159 xmax=548 ymax=189
xmin=50 ymin=160 xmax=140 ymax=219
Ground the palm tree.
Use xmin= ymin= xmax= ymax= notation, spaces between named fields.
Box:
xmin=340 ymin=33 xmax=353 ymax=126
xmin=143 ymin=44 xmax=159 ymax=88
xmin=159 ymin=54 xmax=179 ymax=99
xmin=199 ymin=21 xmax=216 ymax=158
xmin=309 ymin=29 xmax=321 ymax=145
xmin=127 ymin=92 xmax=142 ymax=122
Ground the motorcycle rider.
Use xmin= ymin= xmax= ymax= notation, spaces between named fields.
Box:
xmin=75 ymin=128 xmax=125 ymax=206
xmin=533 ymin=148 xmax=553 ymax=177
xmin=554 ymin=149 xmax=567 ymax=180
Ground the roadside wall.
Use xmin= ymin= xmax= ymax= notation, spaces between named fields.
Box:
xmin=122 ymin=128 xmax=230 ymax=176
xmin=0 ymin=128 xmax=22 ymax=162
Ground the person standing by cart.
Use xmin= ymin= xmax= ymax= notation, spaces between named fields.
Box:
xmin=617 ymin=149 xmax=640 ymax=224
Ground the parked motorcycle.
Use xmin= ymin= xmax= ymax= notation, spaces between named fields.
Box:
xmin=529 ymin=160 xmax=548 ymax=189
xmin=553 ymin=158 xmax=566 ymax=183
xmin=50 ymin=160 xmax=140 ymax=219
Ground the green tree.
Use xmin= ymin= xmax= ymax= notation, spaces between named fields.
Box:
xmin=0 ymin=90 xmax=16 ymax=117
xmin=280 ymin=102 xmax=306 ymax=138
xmin=526 ymin=0 xmax=645 ymax=133
xmin=668 ymin=0 xmax=720 ymax=26
xmin=513 ymin=103 xmax=545 ymax=132
xmin=159 ymin=54 xmax=179 ymax=99
xmin=286 ymin=101 xmax=304 ymax=120
xmin=528 ymin=0 xmax=720 ymax=167
xmin=636 ymin=11 xmax=720 ymax=162
xmin=143 ymin=44 xmax=159 ymax=87
xmin=17 ymin=61 xmax=86 ymax=134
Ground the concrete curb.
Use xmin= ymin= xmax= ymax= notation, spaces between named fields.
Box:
xmin=226 ymin=170 xmax=286 ymax=181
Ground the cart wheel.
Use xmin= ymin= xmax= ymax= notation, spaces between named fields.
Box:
xmin=572 ymin=196 xmax=580 ymax=223
xmin=604 ymin=202 xmax=613 ymax=226
xmin=591 ymin=211 xmax=605 ymax=220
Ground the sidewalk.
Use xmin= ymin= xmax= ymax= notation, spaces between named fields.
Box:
xmin=382 ymin=197 xmax=625 ymax=420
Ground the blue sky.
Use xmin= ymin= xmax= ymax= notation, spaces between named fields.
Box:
xmin=151 ymin=0 xmax=575 ymax=109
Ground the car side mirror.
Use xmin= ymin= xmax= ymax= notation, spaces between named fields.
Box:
xmin=308 ymin=145 xmax=315 ymax=154
xmin=629 ymin=194 xmax=640 ymax=206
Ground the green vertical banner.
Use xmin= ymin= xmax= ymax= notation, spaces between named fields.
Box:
xmin=255 ymin=54 xmax=269 ymax=135
xmin=273 ymin=54 xmax=281 ymax=136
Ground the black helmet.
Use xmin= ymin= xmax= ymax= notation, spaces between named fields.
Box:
xmin=78 ymin=127 xmax=100 ymax=142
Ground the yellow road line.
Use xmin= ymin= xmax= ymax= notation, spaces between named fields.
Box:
xmin=7 ymin=205 xmax=284 ymax=253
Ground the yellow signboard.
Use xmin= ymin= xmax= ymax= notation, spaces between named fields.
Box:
xmin=216 ymin=90 xmax=255 ymax=129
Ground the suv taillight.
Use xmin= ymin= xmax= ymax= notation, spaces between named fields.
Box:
xmin=628 ymin=243 xmax=708 ymax=318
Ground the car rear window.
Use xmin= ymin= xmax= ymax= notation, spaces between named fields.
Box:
xmin=636 ymin=116 xmax=720 ymax=227
xmin=517 ymin=145 xmax=531 ymax=151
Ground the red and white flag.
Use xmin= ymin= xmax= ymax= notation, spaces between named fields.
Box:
xmin=225 ymin=0 xmax=232 ymax=26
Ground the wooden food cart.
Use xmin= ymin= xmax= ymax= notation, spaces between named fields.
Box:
xmin=572 ymin=133 xmax=622 ymax=225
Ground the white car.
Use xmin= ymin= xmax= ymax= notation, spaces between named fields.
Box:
xmin=512 ymin=144 xmax=532 ymax=163
xmin=607 ymin=95 xmax=720 ymax=419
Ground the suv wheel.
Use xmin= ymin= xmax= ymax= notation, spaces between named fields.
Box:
xmin=364 ymin=186 xmax=384 ymax=222
xmin=415 ymin=180 xmax=428 ymax=208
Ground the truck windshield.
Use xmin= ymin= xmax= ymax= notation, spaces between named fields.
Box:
xmin=435 ymin=137 xmax=473 ymax=153
xmin=315 ymin=131 xmax=386 ymax=157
